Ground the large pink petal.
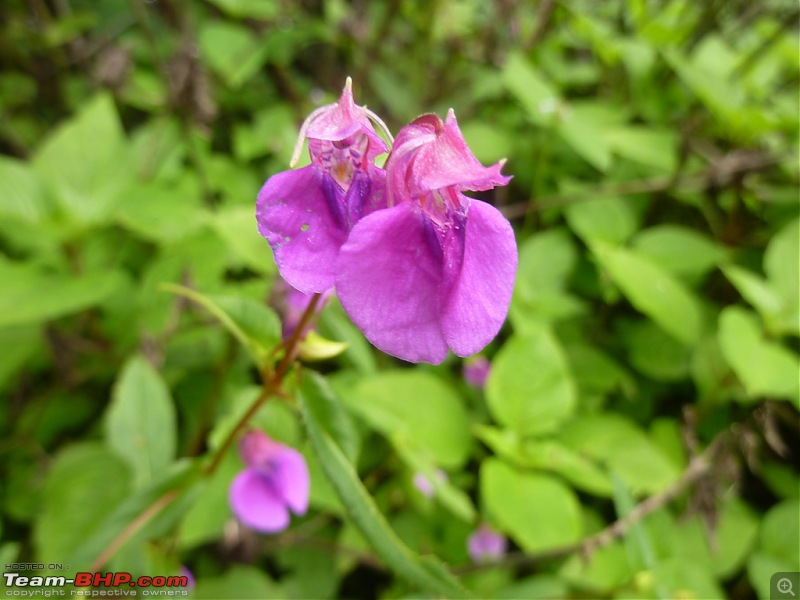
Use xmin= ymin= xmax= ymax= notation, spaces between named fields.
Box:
xmin=441 ymin=199 xmax=517 ymax=357
xmin=256 ymin=166 xmax=347 ymax=293
xmin=272 ymin=448 xmax=310 ymax=516
xmin=336 ymin=202 xmax=449 ymax=364
xmin=229 ymin=469 xmax=290 ymax=533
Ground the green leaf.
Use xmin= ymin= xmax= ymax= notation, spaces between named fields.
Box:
xmin=624 ymin=320 xmax=691 ymax=381
xmin=179 ymin=452 xmax=240 ymax=550
xmin=116 ymin=180 xmax=204 ymax=244
xmin=208 ymin=205 xmax=276 ymax=275
xmin=69 ymin=461 xmax=203 ymax=569
xmin=32 ymin=93 xmax=131 ymax=227
xmin=502 ymin=52 xmax=560 ymax=126
xmin=558 ymin=108 xmax=612 ymax=171
xmin=194 ymin=565 xmax=284 ymax=600
xmin=298 ymin=372 xmax=471 ymax=599
xmin=511 ymin=228 xmax=586 ymax=326
xmin=560 ymin=415 xmax=680 ymax=495
xmin=162 ymin=284 xmax=281 ymax=367
xmin=395 ymin=443 xmax=476 ymax=522
xmin=199 ymin=22 xmax=271 ymax=88
xmin=345 ymin=371 xmax=471 ymax=468
xmin=486 ymin=326 xmax=576 ymax=437
xmin=481 ymin=459 xmax=582 ymax=553
xmin=0 ymin=156 xmax=49 ymax=223
xmin=106 ymin=356 xmax=177 ymax=488
xmin=206 ymin=0 xmax=281 ymax=19
xmin=565 ymin=193 xmax=640 ymax=246
xmin=764 ymin=217 xmax=800 ymax=334
xmin=718 ymin=307 xmax=800 ymax=404
xmin=605 ymin=126 xmax=677 ymax=172
xmin=35 ymin=443 xmax=132 ymax=563
xmin=0 ymin=325 xmax=41 ymax=392
xmin=299 ymin=372 xmax=359 ymax=464
xmin=721 ymin=265 xmax=783 ymax=329
xmin=633 ymin=225 xmax=727 ymax=280
xmin=521 ymin=440 xmax=613 ymax=496
xmin=592 ymin=242 xmax=703 ymax=344
xmin=0 ymin=260 xmax=124 ymax=328
xmin=712 ymin=497 xmax=759 ymax=578
xmin=297 ymin=330 xmax=349 ymax=361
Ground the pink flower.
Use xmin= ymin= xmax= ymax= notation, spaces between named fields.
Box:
xmin=256 ymin=78 xmax=390 ymax=293
xmin=467 ymin=523 xmax=507 ymax=563
xmin=413 ymin=469 xmax=448 ymax=498
xmin=273 ymin=279 xmax=333 ymax=340
xmin=463 ymin=355 xmax=491 ymax=389
xmin=336 ymin=110 xmax=517 ymax=364
xmin=229 ymin=431 xmax=310 ymax=533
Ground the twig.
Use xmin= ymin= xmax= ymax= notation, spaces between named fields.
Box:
xmin=500 ymin=153 xmax=778 ymax=220
xmin=89 ymin=291 xmax=322 ymax=570
xmin=89 ymin=489 xmax=181 ymax=573
xmin=204 ymin=293 xmax=322 ymax=475
xmin=456 ymin=433 xmax=728 ymax=574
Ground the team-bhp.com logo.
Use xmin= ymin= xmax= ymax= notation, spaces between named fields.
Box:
xmin=4 ymin=571 xmax=190 ymax=597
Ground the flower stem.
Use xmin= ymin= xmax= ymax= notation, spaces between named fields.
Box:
xmin=204 ymin=292 xmax=322 ymax=475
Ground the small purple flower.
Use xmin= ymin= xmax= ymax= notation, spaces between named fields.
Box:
xmin=229 ymin=430 xmax=310 ymax=533
xmin=413 ymin=469 xmax=448 ymax=498
xmin=256 ymin=78 xmax=390 ymax=294
xmin=336 ymin=110 xmax=517 ymax=364
xmin=463 ymin=355 xmax=491 ymax=389
xmin=179 ymin=567 xmax=194 ymax=589
xmin=467 ymin=523 xmax=507 ymax=563
xmin=273 ymin=279 xmax=332 ymax=340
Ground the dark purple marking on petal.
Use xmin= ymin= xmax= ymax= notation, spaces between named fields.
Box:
xmin=440 ymin=198 xmax=517 ymax=357
xmin=321 ymin=173 xmax=347 ymax=230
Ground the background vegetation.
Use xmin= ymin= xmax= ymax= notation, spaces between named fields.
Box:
xmin=1 ymin=0 xmax=798 ymax=598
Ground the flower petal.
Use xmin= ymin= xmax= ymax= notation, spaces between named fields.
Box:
xmin=271 ymin=447 xmax=310 ymax=516
xmin=305 ymin=81 xmax=388 ymax=161
xmin=229 ymin=469 xmax=290 ymax=533
xmin=256 ymin=166 xmax=347 ymax=293
xmin=336 ymin=202 xmax=449 ymax=364
xmin=441 ymin=199 xmax=517 ymax=357
xmin=390 ymin=110 xmax=510 ymax=198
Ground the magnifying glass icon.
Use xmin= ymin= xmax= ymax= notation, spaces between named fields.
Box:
xmin=778 ymin=578 xmax=796 ymax=597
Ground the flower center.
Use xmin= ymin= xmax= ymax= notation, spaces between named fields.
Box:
xmin=311 ymin=133 xmax=370 ymax=190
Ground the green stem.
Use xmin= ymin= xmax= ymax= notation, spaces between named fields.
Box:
xmin=204 ymin=292 xmax=322 ymax=475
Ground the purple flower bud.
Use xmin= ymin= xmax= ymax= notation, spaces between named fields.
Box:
xmin=412 ymin=469 xmax=448 ymax=498
xmin=229 ymin=430 xmax=310 ymax=533
xmin=467 ymin=523 xmax=507 ymax=563
xmin=463 ymin=355 xmax=491 ymax=389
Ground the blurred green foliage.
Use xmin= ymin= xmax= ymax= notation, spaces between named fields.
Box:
xmin=0 ymin=0 xmax=798 ymax=598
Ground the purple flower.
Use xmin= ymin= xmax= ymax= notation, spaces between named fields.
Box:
xmin=273 ymin=279 xmax=333 ymax=340
xmin=256 ymin=78 xmax=390 ymax=294
xmin=463 ymin=355 xmax=491 ymax=389
xmin=179 ymin=567 xmax=194 ymax=589
xmin=229 ymin=430 xmax=310 ymax=533
xmin=413 ymin=469 xmax=448 ymax=498
xmin=467 ymin=523 xmax=507 ymax=563
xmin=336 ymin=110 xmax=517 ymax=364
